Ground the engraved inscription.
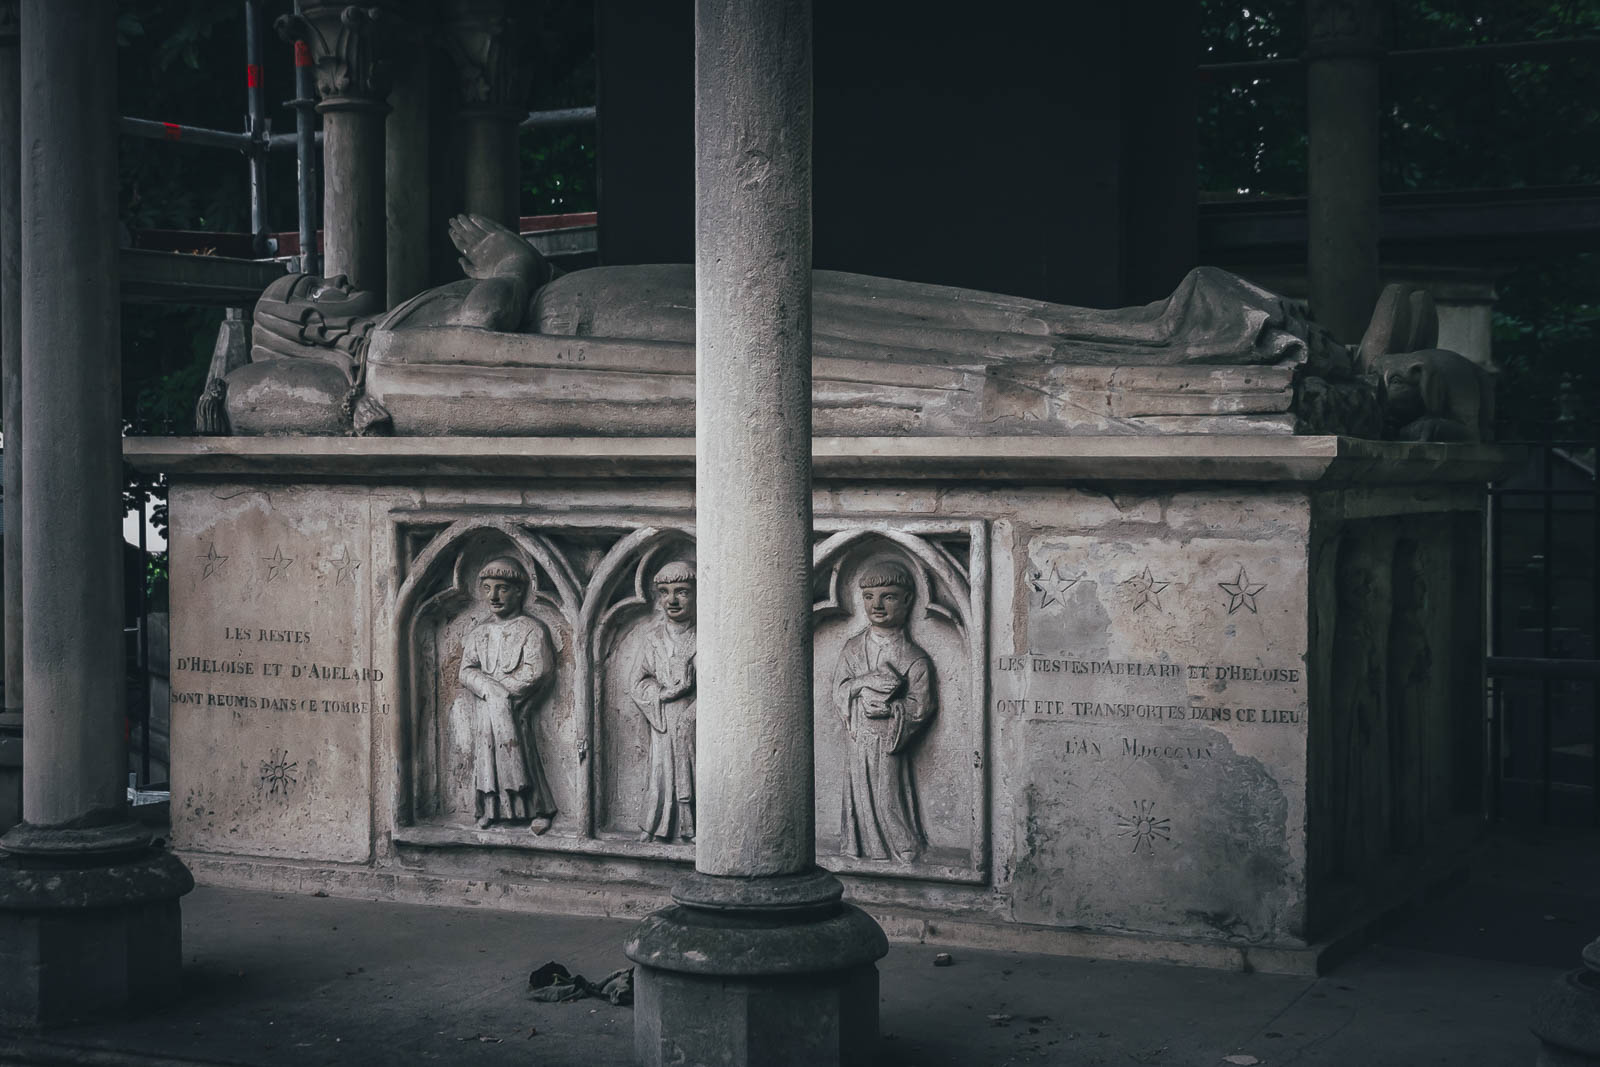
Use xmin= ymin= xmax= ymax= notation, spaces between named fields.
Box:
xmin=994 ymin=651 xmax=1306 ymax=729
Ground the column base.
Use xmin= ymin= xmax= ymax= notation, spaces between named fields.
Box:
xmin=0 ymin=823 xmax=194 ymax=1027
xmin=626 ymin=868 xmax=888 ymax=1067
xmin=1533 ymin=937 xmax=1600 ymax=1066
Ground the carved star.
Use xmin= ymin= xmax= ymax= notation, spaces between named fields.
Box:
xmin=328 ymin=546 xmax=360 ymax=585
xmin=262 ymin=546 xmax=295 ymax=583
xmin=1122 ymin=566 xmax=1170 ymax=613
xmin=1029 ymin=563 xmax=1081 ymax=609
xmin=1218 ymin=566 xmax=1267 ymax=615
xmin=198 ymin=542 xmax=228 ymax=581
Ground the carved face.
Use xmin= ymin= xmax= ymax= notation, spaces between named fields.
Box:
xmin=1384 ymin=363 xmax=1426 ymax=422
xmin=481 ymin=577 xmax=523 ymax=619
xmin=861 ymin=585 xmax=911 ymax=630
xmin=283 ymin=272 xmax=383 ymax=319
xmin=656 ymin=581 xmax=695 ymax=623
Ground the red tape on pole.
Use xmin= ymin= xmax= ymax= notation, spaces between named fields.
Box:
xmin=294 ymin=40 xmax=312 ymax=67
xmin=247 ymin=63 xmax=263 ymax=87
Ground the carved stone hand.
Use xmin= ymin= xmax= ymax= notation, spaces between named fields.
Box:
xmin=447 ymin=213 xmax=540 ymax=283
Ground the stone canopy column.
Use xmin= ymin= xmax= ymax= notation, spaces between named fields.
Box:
xmin=625 ymin=3 xmax=887 ymax=1064
xmin=442 ymin=0 xmax=533 ymax=231
xmin=1307 ymin=0 xmax=1385 ymax=343
xmin=278 ymin=2 xmax=399 ymax=298
xmin=0 ymin=0 xmax=21 ymax=832
xmin=0 ymin=0 xmax=191 ymax=1026
xmin=386 ymin=6 xmax=432 ymax=308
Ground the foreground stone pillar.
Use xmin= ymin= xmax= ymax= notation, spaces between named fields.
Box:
xmin=281 ymin=2 xmax=396 ymax=296
xmin=443 ymin=0 xmax=531 ymax=230
xmin=626 ymin=3 xmax=886 ymax=1064
xmin=0 ymin=0 xmax=191 ymax=1026
xmin=1307 ymin=0 xmax=1383 ymax=343
xmin=0 ymin=0 xmax=20 ymax=832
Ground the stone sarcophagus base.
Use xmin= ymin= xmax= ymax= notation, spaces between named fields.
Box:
xmin=129 ymin=435 xmax=1512 ymax=973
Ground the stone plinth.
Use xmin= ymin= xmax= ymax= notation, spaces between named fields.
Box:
xmin=1532 ymin=937 xmax=1600 ymax=1067
xmin=627 ymin=871 xmax=885 ymax=1067
xmin=127 ymin=435 xmax=1517 ymax=973
xmin=0 ymin=847 xmax=192 ymax=1026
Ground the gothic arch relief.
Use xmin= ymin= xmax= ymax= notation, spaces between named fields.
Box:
xmin=386 ymin=510 xmax=986 ymax=885
xmin=812 ymin=520 xmax=988 ymax=882
xmin=394 ymin=518 xmax=582 ymax=834
xmin=580 ymin=528 xmax=699 ymax=847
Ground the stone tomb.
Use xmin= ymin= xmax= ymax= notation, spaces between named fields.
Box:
xmin=129 ymin=435 xmax=1507 ymax=971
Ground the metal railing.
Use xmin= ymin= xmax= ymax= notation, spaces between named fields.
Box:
xmin=1487 ymin=441 xmax=1599 ymax=827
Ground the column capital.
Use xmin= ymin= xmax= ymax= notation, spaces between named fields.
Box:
xmin=276 ymin=2 xmax=400 ymax=111
xmin=440 ymin=0 xmax=534 ymax=118
xmin=0 ymin=1 xmax=18 ymax=46
xmin=1306 ymin=0 xmax=1387 ymax=60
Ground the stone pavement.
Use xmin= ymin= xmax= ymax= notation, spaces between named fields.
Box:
xmin=0 ymin=828 xmax=1593 ymax=1067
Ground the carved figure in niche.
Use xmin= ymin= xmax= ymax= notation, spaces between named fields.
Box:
xmin=833 ymin=559 xmax=937 ymax=862
xmin=629 ymin=561 xmax=697 ymax=843
xmin=456 ymin=556 xmax=557 ymax=833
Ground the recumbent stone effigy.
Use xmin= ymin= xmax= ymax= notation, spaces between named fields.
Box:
xmin=139 ymin=214 xmax=1509 ymax=971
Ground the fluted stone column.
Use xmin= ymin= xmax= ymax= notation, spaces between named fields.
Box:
xmin=0 ymin=0 xmax=21 ymax=833
xmin=0 ymin=0 xmax=191 ymax=1027
xmin=625 ymin=3 xmax=886 ymax=1063
xmin=280 ymin=2 xmax=398 ymax=297
xmin=443 ymin=0 xmax=531 ymax=230
xmin=1307 ymin=0 xmax=1384 ymax=343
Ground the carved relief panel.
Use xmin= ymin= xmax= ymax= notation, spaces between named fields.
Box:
xmin=812 ymin=520 xmax=988 ymax=883
xmin=397 ymin=518 xmax=584 ymax=835
xmin=587 ymin=529 xmax=699 ymax=847
xmin=390 ymin=511 xmax=987 ymax=884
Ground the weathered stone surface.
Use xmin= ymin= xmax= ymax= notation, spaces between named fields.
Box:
xmin=633 ymin=960 xmax=880 ymax=1067
xmin=142 ymin=437 xmax=1510 ymax=968
xmin=626 ymin=874 xmax=887 ymax=1067
xmin=1531 ymin=937 xmax=1600 ymax=1066
xmin=0 ymin=849 xmax=190 ymax=1027
xmin=166 ymin=484 xmax=378 ymax=862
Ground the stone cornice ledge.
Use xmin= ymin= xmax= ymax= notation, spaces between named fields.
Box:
xmin=123 ymin=436 xmax=1524 ymax=485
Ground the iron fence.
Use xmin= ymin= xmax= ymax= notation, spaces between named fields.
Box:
xmin=1487 ymin=441 xmax=1599 ymax=827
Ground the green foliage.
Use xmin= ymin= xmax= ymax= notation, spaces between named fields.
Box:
xmin=1199 ymin=0 xmax=1600 ymax=440
xmin=517 ymin=0 xmax=597 ymax=216
xmin=521 ymin=129 xmax=597 ymax=216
